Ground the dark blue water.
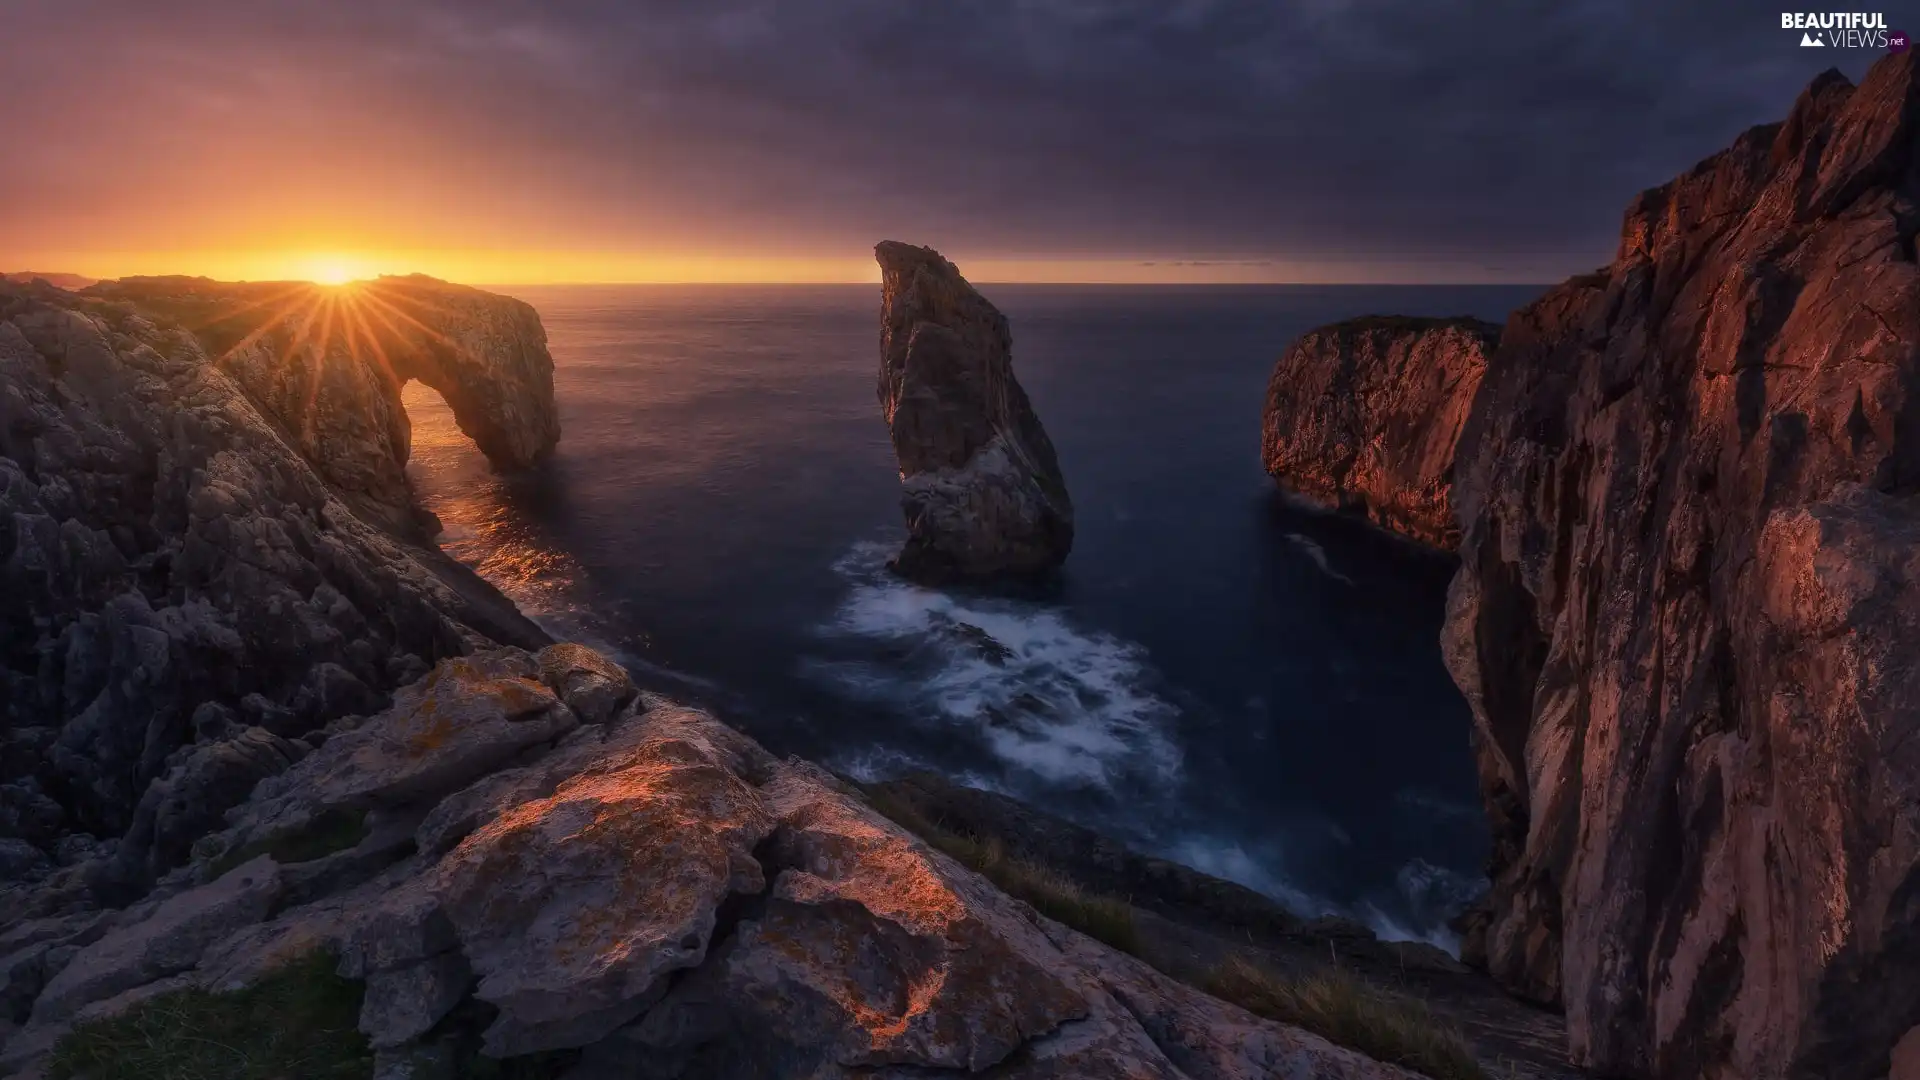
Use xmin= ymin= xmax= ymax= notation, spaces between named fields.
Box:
xmin=402 ymin=283 xmax=1540 ymax=945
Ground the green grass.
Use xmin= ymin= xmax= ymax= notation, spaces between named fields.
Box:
xmin=1204 ymin=955 xmax=1488 ymax=1080
xmin=864 ymin=784 xmax=1490 ymax=1080
xmin=207 ymin=808 xmax=369 ymax=878
xmin=862 ymin=788 xmax=1142 ymax=955
xmin=48 ymin=951 xmax=372 ymax=1080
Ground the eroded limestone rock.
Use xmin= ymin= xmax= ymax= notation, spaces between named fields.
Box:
xmin=1261 ymin=316 xmax=1498 ymax=549
xmin=873 ymin=242 xmax=1073 ymax=581
xmin=1439 ymin=53 xmax=1920 ymax=1079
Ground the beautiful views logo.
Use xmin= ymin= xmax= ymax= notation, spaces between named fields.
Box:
xmin=1782 ymin=11 xmax=1901 ymax=48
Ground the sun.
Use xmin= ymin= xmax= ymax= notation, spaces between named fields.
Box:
xmin=310 ymin=260 xmax=356 ymax=286
xmin=297 ymin=255 xmax=365 ymax=287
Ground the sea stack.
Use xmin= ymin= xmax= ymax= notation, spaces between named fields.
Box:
xmin=873 ymin=241 xmax=1073 ymax=581
xmin=1436 ymin=55 xmax=1920 ymax=1080
xmin=1261 ymin=316 xmax=1499 ymax=548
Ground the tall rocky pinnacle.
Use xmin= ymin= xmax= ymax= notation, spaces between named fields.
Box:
xmin=0 ymin=276 xmax=553 ymax=898
xmin=873 ymin=241 xmax=1073 ymax=581
xmin=1261 ymin=316 xmax=1500 ymax=548
xmin=1436 ymin=53 xmax=1920 ymax=1080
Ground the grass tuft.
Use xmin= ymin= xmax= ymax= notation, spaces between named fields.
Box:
xmin=1204 ymin=955 xmax=1488 ymax=1080
xmin=48 ymin=951 xmax=372 ymax=1080
xmin=863 ymin=788 xmax=1142 ymax=955
xmin=207 ymin=808 xmax=369 ymax=878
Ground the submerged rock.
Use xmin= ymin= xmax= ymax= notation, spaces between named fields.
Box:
xmin=1261 ymin=315 xmax=1499 ymax=548
xmin=1437 ymin=54 xmax=1920 ymax=1079
xmin=873 ymin=241 xmax=1073 ymax=581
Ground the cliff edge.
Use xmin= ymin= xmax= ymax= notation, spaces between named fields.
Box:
xmin=0 ymin=277 xmax=554 ymax=900
xmin=1439 ymin=55 xmax=1920 ymax=1079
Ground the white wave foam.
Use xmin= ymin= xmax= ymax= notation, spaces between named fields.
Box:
xmin=806 ymin=542 xmax=1182 ymax=791
xmin=1285 ymin=533 xmax=1353 ymax=584
xmin=1163 ymin=836 xmax=1323 ymax=916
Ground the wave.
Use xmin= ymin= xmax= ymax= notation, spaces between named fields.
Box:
xmin=1285 ymin=532 xmax=1353 ymax=584
xmin=803 ymin=542 xmax=1182 ymax=792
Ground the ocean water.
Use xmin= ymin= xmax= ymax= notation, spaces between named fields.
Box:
xmin=401 ymin=282 xmax=1540 ymax=945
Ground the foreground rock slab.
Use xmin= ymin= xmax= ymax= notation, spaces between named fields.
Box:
xmin=1262 ymin=316 xmax=1499 ymax=549
xmin=0 ymin=646 xmax=1423 ymax=1080
xmin=873 ymin=241 xmax=1074 ymax=582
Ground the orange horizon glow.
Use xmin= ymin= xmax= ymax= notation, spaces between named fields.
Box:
xmin=9 ymin=248 xmax=1561 ymax=287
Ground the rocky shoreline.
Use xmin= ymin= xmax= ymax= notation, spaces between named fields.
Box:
xmin=8 ymin=50 xmax=1919 ymax=1080
xmin=0 ymin=272 xmax=1519 ymax=1079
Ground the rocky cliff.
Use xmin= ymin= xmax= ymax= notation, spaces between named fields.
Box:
xmin=87 ymin=275 xmax=560 ymax=538
xmin=1261 ymin=317 xmax=1499 ymax=548
xmin=0 ymin=643 xmax=1424 ymax=1080
xmin=0 ymin=277 xmax=554 ymax=902
xmin=874 ymin=242 xmax=1074 ymax=581
xmin=1432 ymin=55 xmax=1920 ymax=1079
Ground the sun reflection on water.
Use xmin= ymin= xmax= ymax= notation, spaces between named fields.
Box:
xmin=401 ymin=380 xmax=582 ymax=620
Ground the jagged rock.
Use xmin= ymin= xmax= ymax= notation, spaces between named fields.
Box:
xmin=0 ymin=280 xmax=551 ymax=894
xmin=29 ymin=855 xmax=279 ymax=1023
xmin=628 ymin=760 xmax=1089 ymax=1073
xmin=1261 ymin=316 xmax=1498 ymax=548
xmin=536 ymin=642 xmax=639 ymax=724
xmin=0 ymin=646 xmax=1426 ymax=1079
xmin=362 ymin=950 xmax=472 ymax=1049
xmin=430 ymin=706 xmax=775 ymax=1056
xmin=239 ymin=649 xmax=576 ymax=822
xmin=86 ymin=275 xmax=560 ymax=537
xmin=116 ymin=726 xmax=307 ymax=882
xmin=873 ymin=242 xmax=1073 ymax=581
xmin=1438 ymin=54 xmax=1920 ymax=1079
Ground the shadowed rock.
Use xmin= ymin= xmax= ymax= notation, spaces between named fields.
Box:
xmin=874 ymin=242 xmax=1073 ymax=581
xmin=0 ymin=278 xmax=551 ymax=899
xmin=1262 ymin=315 xmax=1499 ymax=548
xmin=1437 ymin=54 xmax=1920 ymax=1079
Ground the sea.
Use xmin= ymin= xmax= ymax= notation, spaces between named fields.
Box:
xmin=401 ymin=282 xmax=1542 ymax=948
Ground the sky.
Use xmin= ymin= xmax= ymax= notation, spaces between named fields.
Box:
xmin=0 ymin=0 xmax=1888 ymax=284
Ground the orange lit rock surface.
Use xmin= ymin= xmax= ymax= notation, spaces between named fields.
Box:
xmin=1438 ymin=54 xmax=1920 ymax=1079
xmin=1261 ymin=316 xmax=1498 ymax=549
xmin=0 ymin=645 xmax=1426 ymax=1079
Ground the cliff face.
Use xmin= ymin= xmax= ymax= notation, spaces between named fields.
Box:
xmin=1441 ymin=55 xmax=1920 ymax=1079
xmin=874 ymin=242 xmax=1073 ymax=581
xmin=0 ymin=645 xmax=1422 ymax=1080
xmin=0 ymin=278 xmax=552 ymax=898
xmin=1261 ymin=316 xmax=1499 ymax=548
xmin=88 ymin=275 xmax=560 ymax=538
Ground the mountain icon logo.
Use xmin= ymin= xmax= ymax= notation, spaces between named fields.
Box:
xmin=1801 ymin=31 xmax=1825 ymax=45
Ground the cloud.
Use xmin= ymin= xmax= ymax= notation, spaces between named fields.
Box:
xmin=0 ymin=0 xmax=1881 ymax=274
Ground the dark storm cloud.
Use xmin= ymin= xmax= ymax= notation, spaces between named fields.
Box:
xmin=0 ymin=0 xmax=1885 ymax=271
